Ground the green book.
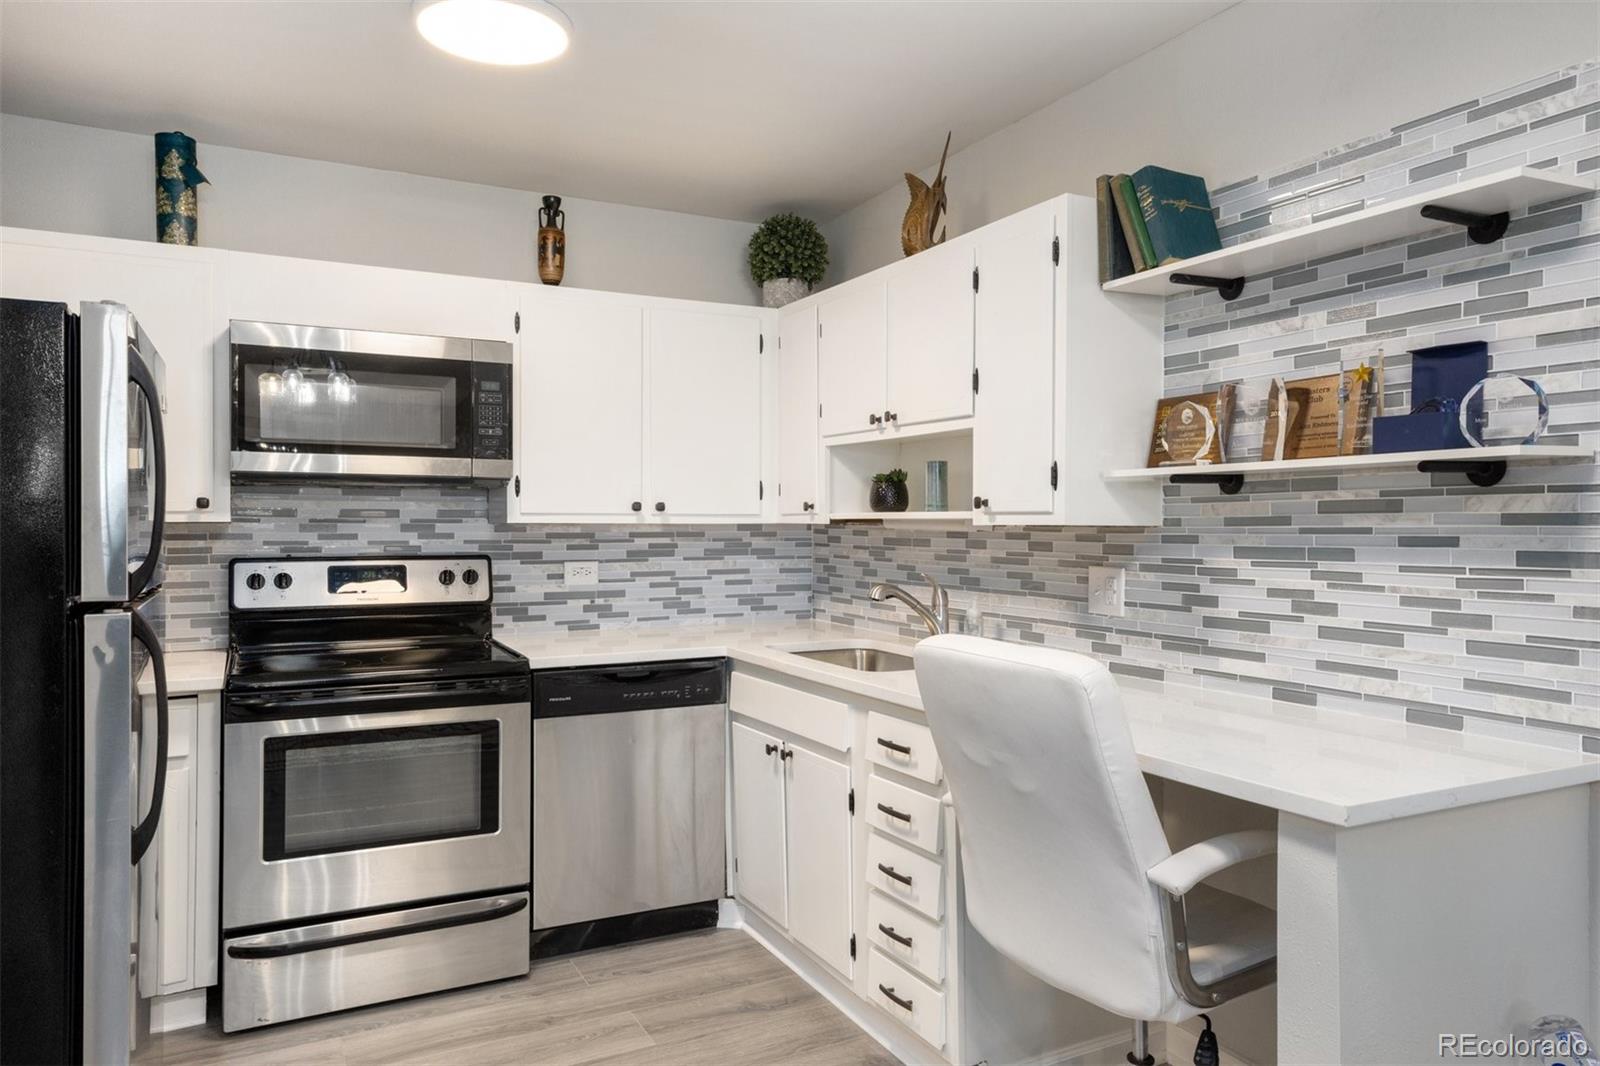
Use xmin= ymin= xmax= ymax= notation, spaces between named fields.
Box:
xmin=1095 ymin=175 xmax=1135 ymax=282
xmin=1133 ymin=165 xmax=1222 ymax=266
xmin=1110 ymin=174 xmax=1150 ymax=272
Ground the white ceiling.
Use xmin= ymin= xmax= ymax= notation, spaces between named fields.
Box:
xmin=0 ymin=0 xmax=1233 ymax=222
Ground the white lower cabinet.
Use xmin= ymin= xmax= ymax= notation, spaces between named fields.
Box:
xmin=137 ymin=691 xmax=221 ymax=1021
xmin=730 ymin=716 xmax=854 ymax=979
xmin=868 ymin=946 xmax=948 ymax=1050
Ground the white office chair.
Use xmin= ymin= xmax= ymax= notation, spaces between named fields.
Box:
xmin=913 ymin=635 xmax=1276 ymax=1066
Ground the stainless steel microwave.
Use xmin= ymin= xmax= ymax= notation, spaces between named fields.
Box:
xmin=229 ymin=321 xmax=512 ymax=482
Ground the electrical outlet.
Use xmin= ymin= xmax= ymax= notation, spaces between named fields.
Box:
xmin=1088 ymin=566 xmax=1125 ymax=617
xmin=563 ymin=561 xmax=599 ymax=588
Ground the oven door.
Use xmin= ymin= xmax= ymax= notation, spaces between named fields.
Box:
xmin=222 ymin=683 xmax=530 ymax=930
xmin=229 ymin=321 xmax=475 ymax=479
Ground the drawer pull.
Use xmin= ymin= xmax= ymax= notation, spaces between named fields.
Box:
xmin=876 ymin=802 xmax=912 ymax=823
xmin=876 ymin=736 xmax=912 ymax=755
xmin=877 ymin=862 xmax=913 ymax=887
xmin=878 ymin=923 xmax=913 ymax=948
xmin=879 ymin=984 xmax=914 ymax=1012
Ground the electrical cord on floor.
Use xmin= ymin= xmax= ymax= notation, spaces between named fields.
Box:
xmin=1194 ymin=1014 xmax=1220 ymax=1066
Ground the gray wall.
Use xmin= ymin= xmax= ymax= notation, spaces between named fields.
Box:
xmin=815 ymin=63 xmax=1600 ymax=752
xmin=0 ymin=114 xmax=761 ymax=305
xmin=822 ymin=1 xmax=1600 ymax=283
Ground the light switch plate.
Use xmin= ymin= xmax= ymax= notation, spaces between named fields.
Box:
xmin=563 ymin=561 xmax=599 ymax=588
xmin=1088 ymin=566 xmax=1125 ymax=617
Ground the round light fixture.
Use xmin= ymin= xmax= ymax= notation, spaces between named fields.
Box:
xmin=413 ymin=0 xmax=570 ymax=66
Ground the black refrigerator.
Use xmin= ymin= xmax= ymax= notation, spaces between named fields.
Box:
xmin=1 ymin=298 xmax=172 ymax=1065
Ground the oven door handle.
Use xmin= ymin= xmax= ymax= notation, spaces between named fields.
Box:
xmin=226 ymin=895 xmax=528 ymax=960
xmin=225 ymin=676 xmax=530 ymax=717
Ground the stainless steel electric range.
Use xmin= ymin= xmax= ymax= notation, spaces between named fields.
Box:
xmin=219 ymin=554 xmax=530 ymax=1032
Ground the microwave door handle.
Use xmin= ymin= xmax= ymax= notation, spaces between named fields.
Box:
xmin=129 ymin=609 xmax=168 ymax=865
xmin=126 ymin=347 xmax=166 ymax=600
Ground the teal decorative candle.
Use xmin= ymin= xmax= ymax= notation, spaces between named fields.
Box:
xmin=154 ymin=131 xmax=208 ymax=246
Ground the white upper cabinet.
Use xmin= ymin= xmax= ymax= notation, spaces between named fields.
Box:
xmin=512 ymin=287 xmax=645 ymax=519
xmin=776 ymin=305 xmax=820 ymax=519
xmin=646 ymin=306 xmax=764 ymax=519
xmin=973 ymin=202 xmax=1058 ymax=519
xmin=885 ymin=237 xmax=975 ymax=428
xmin=0 ymin=231 xmax=225 ymax=523
xmin=817 ymin=280 xmax=886 ymax=437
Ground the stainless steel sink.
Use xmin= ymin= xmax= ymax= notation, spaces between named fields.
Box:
xmin=789 ymin=647 xmax=914 ymax=672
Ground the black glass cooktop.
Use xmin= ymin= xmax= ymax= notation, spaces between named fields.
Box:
xmin=228 ymin=638 xmax=527 ymax=691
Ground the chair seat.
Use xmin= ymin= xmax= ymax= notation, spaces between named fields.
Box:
xmin=1182 ymin=883 xmax=1276 ymax=988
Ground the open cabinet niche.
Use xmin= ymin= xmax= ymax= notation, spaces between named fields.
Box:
xmin=826 ymin=427 xmax=974 ymax=520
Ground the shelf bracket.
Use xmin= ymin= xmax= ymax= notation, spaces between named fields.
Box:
xmin=1417 ymin=458 xmax=1507 ymax=487
xmin=1169 ymin=471 xmax=1246 ymax=495
xmin=1419 ymin=204 xmax=1510 ymax=245
xmin=1171 ymin=273 xmax=1246 ymax=301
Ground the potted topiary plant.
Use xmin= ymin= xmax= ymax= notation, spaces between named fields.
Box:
xmin=748 ymin=212 xmax=828 ymax=307
xmin=869 ymin=468 xmax=910 ymax=513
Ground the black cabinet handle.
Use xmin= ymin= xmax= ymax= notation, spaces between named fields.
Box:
xmin=879 ymin=984 xmax=914 ymax=1012
xmin=654 ymin=501 xmax=666 ymax=512
xmin=884 ymin=410 xmax=897 ymax=423
xmin=878 ymin=923 xmax=913 ymax=948
xmin=195 ymin=496 xmax=210 ymax=509
xmin=877 ymin=863 xmax=912 ymax=886
xmin=764 ymin=743 xmax=779 ymax=756
xmin=780 ymin=747 xmax=793 ymax=761
xmin=876 ymin=802 xmax=912 ymax=823
xmin=973 ymin=495 xmax=989 ymax=509
xmin=876 ymin=736 xmax=912 ymax=755
xmin=802 ymin=501 xmax=815 ymax=512
xmin=631 ymin=501 xmax=642 ymax=512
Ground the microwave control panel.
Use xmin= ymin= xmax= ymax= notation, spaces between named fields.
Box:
xmin=472 ymin=363 xmax=512 ymax=461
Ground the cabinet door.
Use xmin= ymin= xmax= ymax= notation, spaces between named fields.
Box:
xmin=784 ymin=745 xmax=853 ymax=978
xmin=139 ymin=696 xmax=196 ymax=997
xmin=514 ymin=288 xmax=644 ymax=518
xmin=0 ymin=239 xmax=221 ymax=522
xmin=886 ymin=239 xmax=975 ymax=427
xmin=776 ymin=305 xmax=820 ymax=518
xmin=647 ymin=307 xmax=763 ymax=518
xmin=731 ymin=722 xmax=788 ymax=927
xmin=973 ymin=203 xmax=1058 ymax=517
xmin=817 ymin=282 xmax=886 ymax=437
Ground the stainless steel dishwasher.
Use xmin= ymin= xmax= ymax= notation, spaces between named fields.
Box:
xmin=530 ymin=659 xmax=727 ymax=956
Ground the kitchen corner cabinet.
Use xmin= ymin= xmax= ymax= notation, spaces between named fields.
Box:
xmin=0 ymin=229 xmax=228 ymax=523
xmin=506 ymin=286 xmax=768 ymax=524
xmin=730 ymin=717 xmax=854 ymax=980
xmin=775 ymin=304 xmax=821 ymax=520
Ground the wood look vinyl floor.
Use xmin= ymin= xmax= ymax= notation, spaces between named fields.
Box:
xmin=155 ymin=930 xmax=901 ymax=1066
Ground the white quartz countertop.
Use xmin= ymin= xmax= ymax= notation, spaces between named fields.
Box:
xmin=156 ymin=623 xmax=1599 ymax=828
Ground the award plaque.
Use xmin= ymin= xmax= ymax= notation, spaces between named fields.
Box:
xmin=1459 ymin=374 xmax=1548 ymax=447
xmin=1261 ymin=378 xmax=1303 ymax=462
xmin=1338 ymin=362 xmax=1379 ymax=456
xmin=1259 ymin=372 xmax=1343 ymax=459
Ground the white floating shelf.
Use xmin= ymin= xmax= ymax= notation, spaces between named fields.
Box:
xmin=1102 ymin=167 xmax=1594 ymax=299
xmin=827 ymin=511 xmax=974 ymax=522
xmin=1105 ymin=444 xmax=1593 ymax=493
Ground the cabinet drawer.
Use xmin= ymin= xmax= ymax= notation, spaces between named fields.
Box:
xmin=868 ymin=947 xmax=946 ymax=1049
xmin=865 ymin=711 xmax=941 ymax=784
xmin=866 ymin=774 xmax=942 ymax=855
xmin=866 ymin=889 xmax=945 ymax=984
xmin=730 ymin=671 xmax=850 ymax=751
xmin=866 ymin=833 xmax=944 ymax=921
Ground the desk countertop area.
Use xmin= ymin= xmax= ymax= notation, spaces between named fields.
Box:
xmin=154 ymin=623 xmax=1599 ymax=829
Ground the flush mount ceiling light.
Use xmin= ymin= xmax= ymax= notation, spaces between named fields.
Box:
xmin=413 ymin=0 xmax=570 ymax=66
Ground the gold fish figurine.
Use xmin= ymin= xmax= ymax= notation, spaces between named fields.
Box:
xmin=901 ymin=131 xmax=951 ymax=257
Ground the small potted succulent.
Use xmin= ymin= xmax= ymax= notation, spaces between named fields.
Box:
xmin=869 ymin=468 xmax=910 ymax=513
xmin=748 ymin=212 xmax=828 ymax=307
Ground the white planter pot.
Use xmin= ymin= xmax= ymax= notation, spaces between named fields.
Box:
xmin=762 ymin=277 xmax=811 ymax=308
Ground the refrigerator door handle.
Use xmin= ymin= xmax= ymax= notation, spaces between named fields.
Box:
xmin=126 ymin=346 xmax=166 ymax=602
xmin=129 ymin=610 xmax=168 ymax=865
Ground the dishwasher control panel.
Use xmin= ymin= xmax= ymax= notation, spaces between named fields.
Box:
xmin=532 ymin=659 xmax=727 ymax=718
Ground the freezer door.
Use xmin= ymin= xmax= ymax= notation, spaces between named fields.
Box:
xmin=80 ymin=302 xmax=167 ymax=605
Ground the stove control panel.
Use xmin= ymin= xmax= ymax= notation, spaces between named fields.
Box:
xmin=231 ymin=556 xmax=493 ymax=610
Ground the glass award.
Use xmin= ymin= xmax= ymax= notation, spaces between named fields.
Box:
xmin=1158 ymin=400 xmax=1217 ymax=466
xmin=1459 ymin=374 xmax=1548 ymax=447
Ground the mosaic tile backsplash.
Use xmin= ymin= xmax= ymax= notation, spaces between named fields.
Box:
xmin=163 ymin=484 xmax=813 ymax=650
xmin=815 ymin=63 xmax=1600 ymax=750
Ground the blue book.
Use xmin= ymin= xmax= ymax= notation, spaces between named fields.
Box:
xmin=1133 ymin=166 xmax=1222 ymax=265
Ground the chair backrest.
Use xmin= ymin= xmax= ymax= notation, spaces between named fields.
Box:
xmin=913 ymin=635 xmax=1177 ymax=1022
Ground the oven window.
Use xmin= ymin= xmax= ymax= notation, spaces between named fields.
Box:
xmin=235 ymin=346 xmax=471 ymax=455
xmin=263 ymin=722 xmax=499 ymax=860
